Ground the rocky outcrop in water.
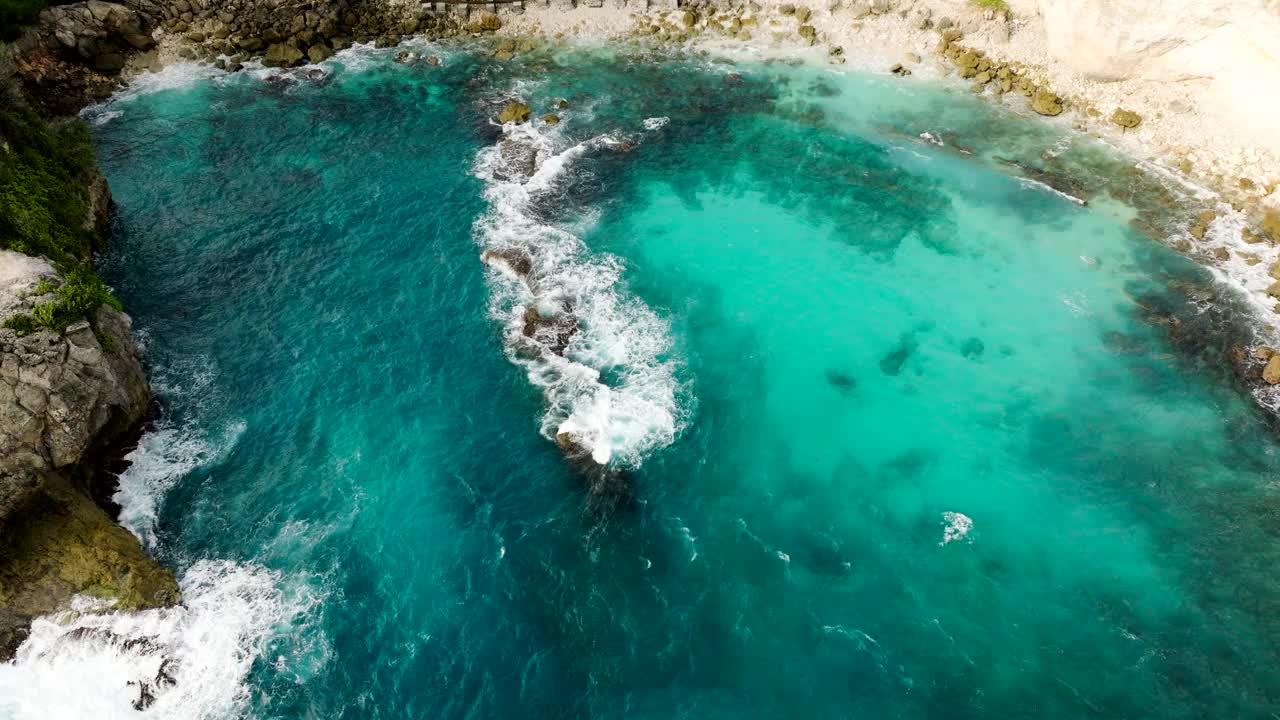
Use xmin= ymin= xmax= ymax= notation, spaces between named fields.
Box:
xmin=0 ymin=253 xmax=178 ymax=661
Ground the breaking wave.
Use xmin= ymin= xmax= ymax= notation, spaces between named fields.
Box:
xmin=0 ymin=560 xmax=325 ymax=720
xmin=471 ymin=113 xmax=688 ymax=467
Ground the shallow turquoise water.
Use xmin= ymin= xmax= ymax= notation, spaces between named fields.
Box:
xmin=4 ymin=43 xmax=1280 ymax=719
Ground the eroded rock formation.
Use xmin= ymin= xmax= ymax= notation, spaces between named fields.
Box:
xmin=0 ymin=252 xmax=178 ymax=660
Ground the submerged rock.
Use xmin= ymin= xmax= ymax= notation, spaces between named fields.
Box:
xmin=555 ymin=431 xmax=630 ymax=510
xmin=879 ymin=333 xmax=918 ymax=375
xmin=825 ymin=369 xmax=857 ymax=394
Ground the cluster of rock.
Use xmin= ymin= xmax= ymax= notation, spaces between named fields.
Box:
xmin=4 ymin=0 xmax=507 ymax=109
xmin=156 ymin=0 xmax=502 ymax=69
xmin=6 ymin=0 xmax=159 ymax=112
xmin=0 ymin=252 xmax=178 ymax=661
xmin=934 ymin=27 xmax=1067 ymax=116
xmin=630 ymin=4 xmax=762 ymax=43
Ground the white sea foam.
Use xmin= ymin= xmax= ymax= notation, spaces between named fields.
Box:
xmin=114 ymin=420 xmax=245 ymax=547
xmin=79 ymin=62 xmax=226 ymax=124
xmin=1018 ymin=177 xmax=1086 ymax=206
xmin=471 ymin=112 xmax=688 ymax=468
xmin=642 ymin=116 xmax=670 ymax=131
xmin=0 ymin=561 xmax=325 ymax=720
xmin=939 ymin=511 xmax=973 ymax=546
xmin=111 ymin=353 xmax=243 ymax=547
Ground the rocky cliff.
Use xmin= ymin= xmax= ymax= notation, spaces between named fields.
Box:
xmin=0 ymin=57 xmax=178 ymax=658
xmin=1032 ymin=0 xmax=1280 ymax=156
xmin=0 ymin=252 xmax=178 ymax=660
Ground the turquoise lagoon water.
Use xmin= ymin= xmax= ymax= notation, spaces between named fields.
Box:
xmin=3 ymin=43 xmax=1280 ymax=719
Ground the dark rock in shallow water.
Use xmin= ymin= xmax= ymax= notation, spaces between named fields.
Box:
xmin=522 ymin=304 xmax=578 ymax=356
xmin=880 ymin=333 xmax=919 ymax=375
xmin=994 ymin=156 xmax=1091 ymax=205
xmin=959 ymin=337 xmax=985 ymax=358
xmin=1102 ymin=330 xmax=1147 ymax=354
xmin=826 ymin=369 xmax=858 ymax=394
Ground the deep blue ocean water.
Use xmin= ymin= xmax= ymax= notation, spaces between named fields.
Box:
xmin=2 ymin=42 xmax=1280 ymax=719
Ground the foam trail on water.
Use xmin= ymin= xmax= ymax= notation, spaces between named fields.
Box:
xmin=114 ymin=420 xmax=245 ymax=547
xmin=0 ymin=561 xmax=325 ymax=720
xmin=472 ymin=116 xmax=687 ymax=468
xmin=111 ymin=352 xmax=244 ymax=546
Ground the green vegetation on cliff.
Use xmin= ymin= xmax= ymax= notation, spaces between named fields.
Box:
xmin=0 ymin=0 xmax=45 ymax=41
xmin=1 ymin=67 xmax=121 ymax=334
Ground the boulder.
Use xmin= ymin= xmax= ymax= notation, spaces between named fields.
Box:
xmin=307 ymin=43 xmax=332 ymax=64
xmin=1031 ymin=88 xmax=1064 ymax=116
xmin=498 ymin=100 xmax=532 ymax=124
xmin=541 ymin=113 xmax=561 ymax=125
xmin=263 ymin=42 xmax=304 ymax=67
xmin=477 ymin=12 xmax=501 ymax=31
xmin=794 ymin=6 xmax=811 ymax=22
xmin=1111 ymin=108 xmax=1142 ymax=128
xmin=1264 ymin=355 xmax=1280 ymax=384
xmin=797 ymin=24 xmax=816 ymax=44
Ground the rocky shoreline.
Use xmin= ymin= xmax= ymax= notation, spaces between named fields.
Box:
xmin=0 ymin=230 xmax=177 ymax=659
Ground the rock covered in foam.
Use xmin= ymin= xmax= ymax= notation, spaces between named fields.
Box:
xmin=481 ymin=247 xmax=534 ymax=278
xmin=522 ymin=303 xmax=578 ymax=356
xmin=495 ymin=137 xmax=539 ymax=181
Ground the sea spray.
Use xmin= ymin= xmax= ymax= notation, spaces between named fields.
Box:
xmin=471 ymin=114 xmax=688 ymax=469
xmin=114 ymin=420 xmax=246 ymax=547
xmin=0 ymin=561 xmax=325 ymax=720
xmin=111 ymin=351 xmax=245 ymax=547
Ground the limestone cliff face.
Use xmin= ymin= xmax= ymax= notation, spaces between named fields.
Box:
xmin=0 ymin=253 xmax=178 ymax=660
xmin=1032 ymin=0 xmax=1280 ymax=151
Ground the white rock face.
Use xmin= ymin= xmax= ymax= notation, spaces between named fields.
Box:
xmin=1035 ymin=0 xmax=1280 ymax=152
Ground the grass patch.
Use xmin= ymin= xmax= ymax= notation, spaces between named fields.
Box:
xmin=3 ymin=313 xmax=37 ymax=335
xmin=971 ymin=0 xmax=1010 ymax=11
